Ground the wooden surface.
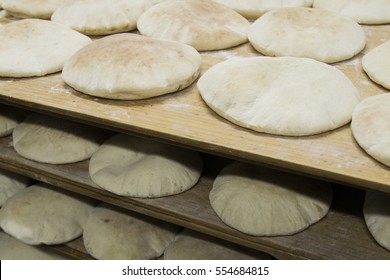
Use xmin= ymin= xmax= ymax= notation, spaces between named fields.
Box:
xmin=1 ymin=25 xmax=390 ymax=194
xmin=0 ymin=136 xmax=389 ymax=260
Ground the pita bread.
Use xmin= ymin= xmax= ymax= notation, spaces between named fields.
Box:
xmin=51 ymin=0 xmax=152 ymax=35
xmin=164 ymin=228 xmax=273 ymax=260
xmin=209 ymin=162 xmax=333 ymax=236
xmin=213 ymin=0 xmax=313 ymax=19
xmin=363 ymin=190 xmax=390 ymax=251
xmin=83 ymin=203 xmax=180 ymax=260
xmin=137 ymin=0 xmax=250 ymax=51
xmin=89 ymin=133 xmax=203 ymax=198
xmin=0 ymin=182 xmax=97 ymax=245
xmin=0 ymin=168 xmax=31 ymax=206
xmin=248 ymin=7 xmax=366 ymax=63
xmin=62 ymin=33 xmax=201 ymax=100
xmin=313 ymin=0 xmax=390 ymax=24
xmin=13 ymin=113 xmax=112 ymax=164
xmin=362 ymin=40 xmax=390 ymax=90
xmin=0 ymin=104 xmax=30 ymax=137
xmin=197 ymin=56 xmax=361 ymax=136
xmin=0 ymin=19 xmax=91 ymax=78
xmin=1 ymin=0 xmax=67 ymax=19
xmin=351 ymin=93 xmax=390 ymax=167
xmin=0 ymin=231 xmax=68 ymax=260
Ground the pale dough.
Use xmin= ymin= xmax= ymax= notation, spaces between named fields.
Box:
xmin=0 ymin=19 xmax=91 ymax=77
xmin=51 ymin=0 xmax=152 ymax=35
xmin=209 ymin=161 xmax=333 ymax=236
xmin=0 ymin=168 xmax=31 ymax=206
xmin=137 ymin=0 xmax=250 ymax=51
xmin=248 ymin=7 xmax=366 ymax=63
xmin=197 ymin=56 xmax=361 ymax=136
xmin=62 ymin=33 xmax=201 ymax=100
xmin=313 ymin=0 xmax=390 ymax=24
xmin=351 ymin=93 xmax=390 ymax=167
xmin=89 ymin=133 xmax=203 ymax=197
xmin=0 ymin=104 xmax=30 ymax=137
xmin=1 ymin=0 xmax=68 ymax=19
xmin=83 ymin=203 xmax=180 ymax=260
xmin=362 ymin=40 xmax=390 ymax=90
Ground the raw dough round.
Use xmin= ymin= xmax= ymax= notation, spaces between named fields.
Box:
xmin=89 ymin=133 xmax=203 ymax=197
xmin=351 ymin=93 xmax=390 ymax=167
xmin=362 ymin=40 xmax=390 ymax=90
xmin=197 ymin=56 xmax=361 ymax=136
xmin=213 ymin=0 xmax=313 ymax=19
xmin=1 ymin=0 xmax=64 ymax=19
xmin=0 ymin=231 xmax=68 ymax=260
xmin=164 ymin=228 xmax=273 ymax=260
xmin=363 ymin=190 xmax=390 ymax=251
xmin=137 ymin=0 xmax=250 ymax=51
xmin=0 ymin=168 xmax=31 ymax=206
xmin=209 ymin=161 xmax=333 ymax=236
xmin=51 ymin=0 xmax=152 ymax=35
xmin=313 ymin=0 xmax=390 ymax=24
xmin=248 ymin=7 xmax=366 ymax=63
xmin=13 ymin=113 xmax=112 ymax=164
xmin=83 ymin=203 xmax=180 ymax=260
xmin=0 ymin=104 xmax=30 ymax=137
xmin=62 ymin=33 xmax=201 ymax=100
xmin=0 ymin=19 xmax=91 ymax=77
xmin=0 ymin=183 xmax=97 ymax=245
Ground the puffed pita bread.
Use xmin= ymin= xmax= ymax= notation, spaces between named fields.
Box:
xmin=51 ymin=0 xmax=152 ymax=35
xmin=83 ymin=203 xmax=180 ymax=260
xmin=13 ymin=113 xmax=112 ymax=164
xmin=62 ymin=33 xmax=201 ymax=100
xmin=351 ymin=94 xmax=390 ymax=167
xmin=137 ymin=0 xmax=250 ymax=51
xmin=363 ymin=190 xmax=390 ymax=251
xmin=313 ymin=0 xmax=390 ymax=24
xmin=0 ymin=19 xmax=91 ymax=78
xmin=209 ymin=162 xmax=333 ymax=236
xmin=213 ymin=0 xmax=313 ymax=19
xmin=89 ymin=133 xmax=203 ymax=198
xmin=0 ymin=104 xmax=30 ymax=137
xmin=248 ymin=7 xmax=366 ymax=63
xmin=0 ymin=168 xmax=31 ymax=206
xmin=164 ymin=229 xmax=273 ymax=260
xmin=0 ymin=183 xmax=97 ymax=245
xmin=197 ymin=56 xmax=361 ymax=136
xmin=1 ymin=0 xmax=67 ymax=19
xmin=362 ymin=40 xmax=390 ymax=90
xmin=0 ymin=231 xmax=68 ymax=260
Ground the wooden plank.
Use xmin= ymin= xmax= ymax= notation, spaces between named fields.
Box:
xmin=1 ymin=25 xmax=390 ymax=193
xmin=0 ymin=137 xmax=389 ymax=259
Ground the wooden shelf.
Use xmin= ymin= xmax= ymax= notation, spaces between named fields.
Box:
xmin=0 ymin=136 xmax=389 ymax=259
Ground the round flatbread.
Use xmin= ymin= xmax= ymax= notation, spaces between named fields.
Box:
xmin=0 ymin=104 xmax=30 ymax=137
xmin=363 ymin=190 xmax=390 ymax=251
xmin=137 ymin=0 xmax=250 ymax=51
xmin=12 ymin=113 xmax=112 ymax=164
xmin=313 ymin=0 xmax=390 ymax=24
xmin=164 ymin=228 xmax=273 ymax=260
xmin=51 ymin=0 xmax=152 ymax=35
xmin=89 ymin=133 xmax=203 ymax=198
xmin=0 ymin=168 xmax=31 ymax=206
xmin=0 ymin=183 xmax=97 ymax=245
xmin=83 ymin=203 xmax=180 ymax=260
xmin=248 ymin=7 xmax=366 ymax=63
xmin=362 ymin=40 xmax=390 ymax=90
xmin=351 ymin=93 xmax=390 ymax=167
xmin=213 ymin=0 xmax=313 ymax=19
xmin=1 ymin=0 xmax=65 ymax=19
xmin=209 ymin=162 xmax=333 ymax=236
xmin=197 ymin=56 xmax=361 ymax=136
xmin=0 ymin=231 xmax=68 ymax=260
xmin=0 ymin=19 xmax=91 ymax=78
xmin=62 ymin=33 xmax=201 ymax=100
